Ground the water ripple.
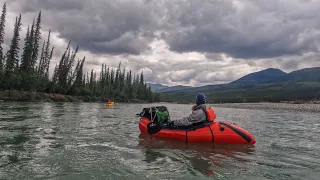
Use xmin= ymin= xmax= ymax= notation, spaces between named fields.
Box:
xmin=0 ymin=102 xmax=319 ymax=179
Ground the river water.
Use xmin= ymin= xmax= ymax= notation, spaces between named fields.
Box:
xmin=0 ymin=102 xmax=319 ymax=180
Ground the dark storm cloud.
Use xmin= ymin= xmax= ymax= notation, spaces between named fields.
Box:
xmin=11 ymin=0 xmax=86 ymax=12
xmin=8 ymin=0 xmax=320 ymax=59
xmin=163 ymin=0 xmax=320 ymax=59
xmin=8 ymin=0 xmax=160 ymax=55
xmin=4 ymin=0 xmax=320 ymax=86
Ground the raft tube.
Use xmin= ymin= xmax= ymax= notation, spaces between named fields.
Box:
xmin=105 ymin=102 xmax=115 ymax=106
xmin=139 ymin=117 xmax=256 ymax=145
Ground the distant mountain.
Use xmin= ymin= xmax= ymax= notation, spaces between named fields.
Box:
xmin=273 ymin=67 xmax=320 ymax=83
xmin=162 ymin=67 xmax=320 ymax=94
xmin=146 ymin=83 xmax=192 ymax=92
xmin=159 ymin=67 xmax=320 ymax=103
xmin=231 ymin=68 xmax=287 ymax=85
xmin=156 ymin=85 xmax=192 ymax=93
xmin=158 ymin=68 xmax=288 ymax=94
xmin=160 ymin=81 xmax=320 ymax=103
xmin=147 ymin=83 xmax=169 ymax=92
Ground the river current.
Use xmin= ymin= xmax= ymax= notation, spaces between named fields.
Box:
xmin=0 ymin=102 xmax=319 ymax=180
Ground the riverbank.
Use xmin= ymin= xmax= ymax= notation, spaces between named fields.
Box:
xmin=211 ymin=102 xmax=320 ymax=113
xmin=0 ymin=90 xmax=149 ymax=103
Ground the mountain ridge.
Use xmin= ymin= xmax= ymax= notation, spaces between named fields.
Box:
xmin=156 ymin=85 xmax=192 ymax=93
xmin=147 ymin=83 xmax=169 ymax=92
xmin=155 ymin=66 xmax=320 ymax=103
xmin=231 ymin=68 xmax=287 ymax=85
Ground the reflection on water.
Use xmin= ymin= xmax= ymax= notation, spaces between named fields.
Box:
xmin=0 ymin=102 xmax=319 ymax=180
xmin=138 ymin=133 xmax=256 ymax=177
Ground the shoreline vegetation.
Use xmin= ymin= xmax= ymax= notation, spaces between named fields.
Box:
xmin=1 ymin=89 xmax=320 ymax=105
xmin=0 ymin=3 xmax=160 ymax=104
xmin=0 ymin=90 xmax=149 ymax=103
xmin=211 ymin=102 xmax=320 ymax=113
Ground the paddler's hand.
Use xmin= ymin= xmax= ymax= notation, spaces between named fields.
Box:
xmin=191 ymin=105 xmax=196 ymax=111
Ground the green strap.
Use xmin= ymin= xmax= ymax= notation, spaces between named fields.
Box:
xmin=155 ymin=108 xmax=160 ymax=122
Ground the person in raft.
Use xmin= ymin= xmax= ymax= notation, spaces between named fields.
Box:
xmin=169 ymin=93 xmax=216 ymax=127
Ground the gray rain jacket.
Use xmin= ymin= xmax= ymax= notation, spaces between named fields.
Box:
xmin=173 ymin=104 xmax=207 ymax=127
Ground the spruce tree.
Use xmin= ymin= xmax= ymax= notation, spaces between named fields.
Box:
xmin=140 ymin=71 xmax=144 ymax=84
xmin=5 ymin=14 xmax=22 ymax=73
xmin=55 ymin=41 xmax=79 ymax=94
xmin=46 ymin=47 xmax=54 ymax=78
xmin=35 ymin=41 xmax=46 ymax=91
xmin=43 ymin=30 xmax=53 ymax=78
xmin=19 ymin=26 xmax=33 ymax=90
xmin=75 ymin=57 xmax=85 ymax=87
xmin=114 ymin=62 xmax=121 ymax=94
xmin=109 ymin=68 xmax=115 ymax=97
xmin=105 ymin=66 xmax=110 ymax=96
xmin=128 ymin=70 xmax=133 ymax=99
xmin=20 ymin=26 xmax=30 ymax=72
xmin=120 ymin=67 xmax=125 ymax=93
xmin=89 ymin=69 xmax=94 ymax=91
xmin=31 ymin=12 xmax=41 ymax=65
xmin=0 ymin=2 xmax=6 ymax=70
xmin=37 ymin=41 xmax=45 ymax=77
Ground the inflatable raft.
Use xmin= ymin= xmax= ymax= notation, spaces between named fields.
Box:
xmin=105 ymin=102 xmax=115 ymax=107
xmin=139 ymin=117 xmax=256 ymax=144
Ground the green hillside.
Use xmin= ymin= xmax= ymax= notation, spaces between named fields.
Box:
xmin=160 ymin=82 xmax=320 ymax=103
xmin=156 ymin=85 xmax=192 ymax=93
xmin=273 ymin=67 xmax=320 ymax=83
xmin=159 ymin=67 xmax=320 ymax=103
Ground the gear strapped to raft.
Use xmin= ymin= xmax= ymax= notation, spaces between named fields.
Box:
xmin=139 ymin=106 xmax=170 ymax=126
xmin=138 ymin=105 xmax=215 ymax=142
xmin=138 ymin=105 xmax=216 ymax=131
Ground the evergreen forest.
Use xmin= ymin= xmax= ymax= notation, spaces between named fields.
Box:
xmin=0 ymin=3 xmax=160 ymax=102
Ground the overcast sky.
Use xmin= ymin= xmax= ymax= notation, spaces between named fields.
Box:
xmin=2 ymin=0 xmax=320 ymax=87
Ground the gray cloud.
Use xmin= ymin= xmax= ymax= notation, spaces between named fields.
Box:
xmin=163 ymin=0 xmax=320 ymax=59
xmin=3 ymin=0 xmax=320 ymax=87
xmin=14 ymin=0 xmax=86 ymax=12
xmin=8 ymin=0 xmax=161 ymax=55
xmin=259 ymin=52 xmax=320 ymax=72
xmin=7 ymin=0 xmax=320 ymax=59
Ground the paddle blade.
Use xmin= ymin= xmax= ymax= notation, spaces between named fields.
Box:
xmin=147 ymin=122 xmax=162 ymax=134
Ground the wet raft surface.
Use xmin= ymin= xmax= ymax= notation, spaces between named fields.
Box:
xmin=0 ymin=102 xmax=319 ymax=179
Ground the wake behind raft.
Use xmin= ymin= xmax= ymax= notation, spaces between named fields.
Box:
xmin=138 ymin=106 xmax=256 ymax=145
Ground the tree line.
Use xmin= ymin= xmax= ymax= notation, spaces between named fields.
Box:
xmin=0 ymin=3 xmax=160 ymax=102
